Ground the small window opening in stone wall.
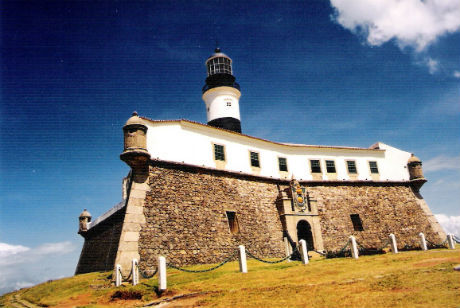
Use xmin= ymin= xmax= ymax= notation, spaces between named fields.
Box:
xmin=350 ymin=214 xmax=364 ymax=231
xmin=226 ymin=211 xmax=240 ymax=234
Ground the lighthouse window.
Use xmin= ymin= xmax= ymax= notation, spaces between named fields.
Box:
xmin=250 ymin=151 xmax=260 ymax=168
xmin=278 ymin=157 xmax=288 ymax=172
xmin=326 ymin=160 xmax=336 ymax=173
xmin=310 ymin=160 xmax=321 ymax=173
xmin=214 ymin=144 xmax=225 ymax=161
xmin=227 ymin=102 xmax=232 ymax=106
xmin=350 ymin=214 xmax=364 ymax=231
xmin=347 ymin=161 xmax=357 ymax=174
xmin=369 ymin=161 xmax=379 ymax=174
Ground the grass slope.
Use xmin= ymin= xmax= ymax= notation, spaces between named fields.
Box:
xmin=1 ymin=248 xmax=459 ymax=307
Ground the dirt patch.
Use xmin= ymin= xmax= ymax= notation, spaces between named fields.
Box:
xmin=51 ymin=293 xmax=92 ymax=308
xmin=413 ymin=257 xmax=457 ymax=268
xmin=111 ymin=290 xmax=143 ymax=300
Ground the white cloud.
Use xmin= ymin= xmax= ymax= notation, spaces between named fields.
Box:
xmin=0 ymin=243 xmax=30 ymax=258
xmin=454 ymin=71 xmax=460 ymax=78
xmin=330 ymin=0 xmax=460 ymax=52
xmin=435 ymin=214 xmax=460 ymax=237
xmin=423 ymin=154 xmax=460 ymax=172
xmin=425 ymin=57 xmax=439 ymax=74
xmin=0 ymin=242 xmax=77 ymax=295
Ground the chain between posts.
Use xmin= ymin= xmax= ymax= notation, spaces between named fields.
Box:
xmin=425 ymin=237 xmax=448 ymax=248
xmin=245 ymin=245 xmax=300 ymax=264
xmin=139 ymin=267 xmax=157 ymax=279
xmin=167 ymin=250 xmax=238 ymax=273
xmin=118 ymin=266 xmax=132 ymax=282
xmin=325 ymin=240 xmax=350 ymax=258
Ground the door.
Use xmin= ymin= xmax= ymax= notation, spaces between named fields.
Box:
xmin=297 ymin=220 xmax=314 ymax=251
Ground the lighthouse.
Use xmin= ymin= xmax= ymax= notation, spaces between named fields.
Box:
xmin=202 ymin=48 xmax=242 ymax=133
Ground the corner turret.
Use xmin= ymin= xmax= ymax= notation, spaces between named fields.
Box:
xmin=202 ymin=48 xmax=242 ymax=133
xmin=78 ymin=209 xmax=92 ymax=234
xmin=120 ymin=112 xmax=151 ymax=171
xmin=408 ymin=154 xmax=427 ymax=191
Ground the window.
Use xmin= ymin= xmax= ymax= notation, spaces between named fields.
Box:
xmin=250 ymin=151 xmax=260 ymax=168
xmin=350 ymin=214 xmax=364 ymax=231
xmin=347 ymin=161 xmax=357 ymax=174
xmin=278 ymin=157 xmax=288 ymax=172
xmin=369 ymin=161 xmax=379 ymax=174
xmin=226 ymin=211 xmax=239 ymax=234
xmin=207 ymin=57 xmax=232 ymax=76
xmin=226 ymin=102 xmax=232 ymax=107
xmin=214 ymin=144 xmax=225 ymax=161
xmin=326 ymin=160 xmax=336 ymax=173
xmin=310 ymin=160 xmax=321 ymax=173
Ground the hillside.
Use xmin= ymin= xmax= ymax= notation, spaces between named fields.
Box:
xmin=1 ymin=247 xmax=459 ymax=308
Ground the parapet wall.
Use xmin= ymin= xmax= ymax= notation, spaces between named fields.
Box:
xmin=75 ymin=207 xmax=125 ymax=274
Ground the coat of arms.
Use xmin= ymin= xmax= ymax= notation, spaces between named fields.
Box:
xmin=290 ymin=179 xmax=307 ymax=212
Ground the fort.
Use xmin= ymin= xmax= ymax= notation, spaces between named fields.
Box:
xmin=75 ymin=48 xmax=446 ymax=276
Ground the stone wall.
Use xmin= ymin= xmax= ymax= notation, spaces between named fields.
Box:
xmin=308 ymin=183 xmax=446 ymax=251
xmin=138 ymin=162 xmax=286 ymax=270
xmin=137 ymin=162 xmax=446 ymax=271
xmin=76 ymin=161 xmax=446 ymax=274
xmin=75 ymin=207 xmax=125 ymax=274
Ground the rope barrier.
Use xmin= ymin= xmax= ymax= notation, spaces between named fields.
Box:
xmin=245 ymin=246 xmax=300 ymax=264
xmin=167 ymin=250 xmax=238 ymax=273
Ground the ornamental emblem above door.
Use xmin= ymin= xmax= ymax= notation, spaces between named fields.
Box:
xmin=290 ymin=179 xmax=307 ymax=212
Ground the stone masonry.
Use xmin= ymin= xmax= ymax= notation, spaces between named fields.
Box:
xmin=138 ymin=162 xmax=286 ymax=271
xmin=76 ymin=160 xmax=446 ymax=275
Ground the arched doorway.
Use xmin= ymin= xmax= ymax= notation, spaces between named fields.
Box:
xmin=297 ymin=220 xmax=314 ymax=251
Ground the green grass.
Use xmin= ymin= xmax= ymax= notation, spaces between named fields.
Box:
xmin=1 ymin=248 xmax=459 ymax=307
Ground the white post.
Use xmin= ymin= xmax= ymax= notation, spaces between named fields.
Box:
xmin=132 ymin=259 xmax=139 ymax=286
xmin=299 ymin=240 xmax=309 ymax=265
xmin=349 ymin=236 xmax=359 ymax=259
xmin=447 ymin=234 xmax=455 ymax=249
xmin=389 ymin=233 xmax=398 ymax=254
xmin=158 ymin=256 xmax=167 ymax=291
xmin=419 ymin=233 xmax=427 ymax=251
xmin=115 ymin=264 xmax=122 ymax=287
xmin=238 ymin=245 xmax=247 ymax=273
xmin=284 ymin=237 xmax=291 ymax=262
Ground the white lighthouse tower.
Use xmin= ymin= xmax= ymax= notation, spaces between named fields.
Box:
xmin=202 ymin=48 xmax=242 ymax=133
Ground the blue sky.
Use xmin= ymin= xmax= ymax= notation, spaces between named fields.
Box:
xmin=1 ymin=0 xmax=459 ymax=294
